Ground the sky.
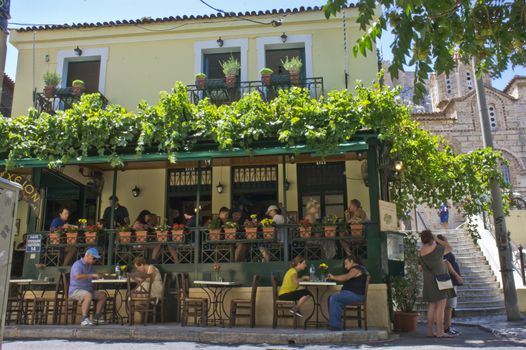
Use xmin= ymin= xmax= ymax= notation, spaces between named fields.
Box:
xmin=4 ymin=0 xmax=526 ymax=89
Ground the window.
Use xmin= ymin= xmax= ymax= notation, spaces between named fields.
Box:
xmin=231 ymin=166 xmax=278 ymax=218
xmin=488 ymin=105 xmax=497 ymax=130
xmin=67 ymin=60 xmax=101 ymax=93
xmin=265 ymin=48 xmax=306 ymax=77
xmin=203 ymin=52 xmax=241 ymax=80
xmin=501 ymin=163 xmax=511 ymax=185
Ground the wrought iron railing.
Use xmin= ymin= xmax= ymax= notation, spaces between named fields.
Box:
xmin=34 ymin=89 xmax=109 ymax=114
xmin=187 ymin=76 xmax=324 ymax=105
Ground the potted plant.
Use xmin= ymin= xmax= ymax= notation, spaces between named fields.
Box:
xmin=298 ymin=219 xmax=312 ymax=238
xmin=281 ymin=56 xmax=303 ymax=84
xmin=71 ymin=79 xmax=85 ymax=95
xmin=243 ymin=214 xmax=259 ymax=240
xmin=260 ymin=68 xmax=273 ymax=86
xmin=65 ymin=226 xmax=79 ymax=245
xmin=48 ymin=229 xmax=62 ymax=245
xmin=135 ymin=228 xmax=148 ymax=243
xmin=208 ymin=218 xmax=222 ymax=241
xmin=195 ymin=73 xmax=207 ymax=89
xmin=220 ymin=56 xmax=241 ymax=88
xmin=260 ymin=218 xmax=275 ymax=240
xmin=322 ymin=214 xmax=338 ymax=237
xmin=84 ymin=224 xmax=98 ymax=244
xmin=319 ymin=263 xmax=329 ymax=281
xmin=350 ymin=223 xmax=365 ymax=237
xmin=223 ymin=221 xmax=238 ymax=240
xmin=171 ymin=223 xmax=184 ymax=242
xmin=43 ymin=72 xmax=61 ymax=98
xmin=392 ymin=233 xmax=420 ymax=332
xmin=118 ymin=225 xmax=134 ymax=244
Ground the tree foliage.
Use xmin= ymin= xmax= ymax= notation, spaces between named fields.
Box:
xmin=324 ymin=0 xmax=526 ymax=101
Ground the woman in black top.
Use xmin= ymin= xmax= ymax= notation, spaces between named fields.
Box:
xmin=326 ymin=255 xmax=368 ymax=330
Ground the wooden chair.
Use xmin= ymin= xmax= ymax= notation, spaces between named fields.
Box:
xmin=271 ymin=274 xmax=298 ymax=329
xmin=342 ymin=275 xmax=370 ymax=330
xmin=127 ymin=273 xmax=155 ymax=325
xmin=181 ymin=273 xmax=208 ymax=327
xmin=152 ymin=272 xmax=169 ymax=323
xmin=55 ymin=273 xmax=79 ymax=325
xmin=229 ymin=274 xmax=259 ymax=328
xmin=6 ymin=283 xmax=24 ymax=325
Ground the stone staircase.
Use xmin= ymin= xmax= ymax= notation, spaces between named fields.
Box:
xmin=417 ymin=228 xmax=505 ymax=317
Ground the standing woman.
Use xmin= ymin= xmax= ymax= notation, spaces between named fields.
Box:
xmin=278 ymin=255 xmax=313 ymax=317
xmin=419 ymin=230 xmax=455 ymax=337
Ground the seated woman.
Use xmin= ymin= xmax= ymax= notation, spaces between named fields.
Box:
xmin=341 ymin=199 xmax=368 ymax=256
xmin=326 ymin=255 xmax=368 ymax=330
xmin=131 ymin=257 xmax=163 ymax=300
xmin=278 ymin=255 xmax=313 ymax=317
xmin=133 ymin=210 xmax=153 ymax=231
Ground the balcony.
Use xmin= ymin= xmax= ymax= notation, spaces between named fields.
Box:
xmin=187 ymin=76 xmax=324 ymax=105
xmin=34 ymin=88 xmax=109 ymax=115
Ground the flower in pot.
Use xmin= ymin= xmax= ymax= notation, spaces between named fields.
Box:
xmin=171 ymin=223 xmax=185 ymax=242
xmin=135 ymin=228 xmax=148 ymax=243
xmin=281 ymin=56 xmax=303 ymax=84
xmin=65 ymin=226 xmax=79 ymax=245
xmin=260 ymin=218 xmax=275 ymax=240
xmin=208 ymin=218 xmax=222 ymax=241
xmin=213 ymin=262 xmax=221 ymax=281
xmin=220 ymin=56 xmax=241 ymax=88
xmin=319 ymin=263 xmax=329 ymax=281
xmin=43 ymin=71 xmax=61 ymax=98
xmin=260 ymin=68 xmax=273 ymax=86
xmin=322 ymin=214 xmax=338 ymax=237
xmin=48 ymin=228 xmax=63 ymax=244
xmin=392 ymin=234 xmax=421 ymax=332
xmin=71 ymin=79 xmax=85 ymax=95
xmin=195 ymin=73 xmax=207 ymax=89
xmin=243 ymin=214 xmax=259 ymax=240
xmin=118 ymin=225 xmax=134 ymax=244
xmin=298 ymin=219 xmax=312 ymax=238
xmin=223 ymin=221 xmax=238 ymax=240
xmin=84 ymin=224 xmax=98 ymax=244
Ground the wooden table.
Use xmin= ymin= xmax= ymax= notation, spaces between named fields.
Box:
xmin=299 ymin=281 xmax=337 ymax=329
xmin=92 ymin=278 xmax=129 ymax=324
xmin=193 ymin=280 xmax=240 ymax=326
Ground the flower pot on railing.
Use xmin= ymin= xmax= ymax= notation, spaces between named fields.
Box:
xmin=118 ymin=231 xmax=132 ymax=244
xmin=195 ymin=75 xmax=207 ymax=89
xmin=324 ymin=226 xmax=337 ymax=238
xmin=262 ymin=227 xmax=276 ymax=240
xmin=245 ymin=227 xmax=258 ymax=240
xmin=171 ymin=229 xmax=184 ymax=242
xmin=225 ymin=74 xmax=237 ymax=88
xmin=66 ymin=232 xmax=78 ymax=245
xmin=135 ymin=230 xmax=148 ymax=243
xmin=43 ymin=86 xmax=56 ymax=98
xmin=224 ymin=228 xmax=237 ymax=240
xmin=350 ymin=224 xmax=365 ymax=237
xmin=84 ymin=231 xmax=97 ymax=244
xmin=156 ymin=230 xmax=169 ymax=242
xmin=289 ymin=71 xmax=300 ymax=84
xmin=208 ymin=229 xmax=221 ymax=241
xmin=49 ymin=232 xmax=61 ymax=245
xmin=300 ymin=226 xmax=312 ymax=238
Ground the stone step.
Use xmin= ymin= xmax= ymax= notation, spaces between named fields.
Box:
xmin=460 ymin=276 xmax=497 ymax=283
xmin=456 ymin=294 xmax=504 ymax=302
xmin=454 ymin=306 xmax=505 ymax=317
xmin=459 ymin=281 xmax=499 ymax=289
xmin=461 ymin=266 xmax=493 ymax=274
xmin=456 ymin=289 xmax=502 ymax=298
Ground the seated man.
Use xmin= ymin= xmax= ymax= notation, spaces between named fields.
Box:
xmin=69 ymin=248 xmax=107 ymax=326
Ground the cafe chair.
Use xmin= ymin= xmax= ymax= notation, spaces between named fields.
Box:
xmin=127 ymin=273 xmax=155 ymax=326
xmin=271 ymin=274 xmax=298 ymax=329
xmin=229 ymin=274 xmax=259 ymax=328
xmin=342 ymin=275 xmax=370 ymax=330
xmin=55 ymin=273 xmax=79 ymax=325
xmin=152 ymin=272 xmax=169 ymax=323
xmin=6 ymin=284 xmax=24 ymax=325
xmin=181 ymin=274 xmax=208 ymax=327
xmin=31 ymin=277 xmax=63 ymax=325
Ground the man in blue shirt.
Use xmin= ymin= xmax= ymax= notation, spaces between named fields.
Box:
xmin=50 ymin=207 xmax=77 ymax=266
xmin=69 ymin=247 xmax=107 ymax=326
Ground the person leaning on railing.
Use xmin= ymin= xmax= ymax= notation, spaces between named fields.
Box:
xmin=49 ymin=206 xmax=77 ymax=266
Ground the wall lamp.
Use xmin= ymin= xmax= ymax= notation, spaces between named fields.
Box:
xmin=280 ymin=32 xmax=288 ymax=43
xmin=74 ymin=46 xmax=83 ymax=56
xmin=356 ymin=151 xmax=365 ymax=161
xmin=394 ymin=160 xmax=404 ymax=173
xmin=285 ymin=180 xmax=290 ymax=191
xmin=217 ymin=37 xmax=224 ymax=47
xmin=216 ymin=182 xmax=224 ymax=194
xmin=131 ymin=185 xmax=141 ymax=198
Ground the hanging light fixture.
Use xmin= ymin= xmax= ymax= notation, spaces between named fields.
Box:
xmin=285 ymin=180 xmax=290 ymax=191
xmin=217 ymin=37 xmax=224 ymax=47
xmin=131 ymin=185 xmax=141 ymax=198
xmin=74 ymin=46 xmax=83 ymax=56
xmin=280 ymin=32 xmax=288 ymax=43
xmin=216 ymin=182 xmax=224 ymax=194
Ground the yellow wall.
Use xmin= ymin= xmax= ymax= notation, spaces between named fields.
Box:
xmin=101 ymin=169 xmax=166 ymax=225
xmin=507 ymin=210 xmax=526 ymax=246
xmin=211 ymin=166 xmax=231 ymax=214
xmin=518 ymin=288 xmax=526 ymax=313
xmin=14 ymin=201 xmax=29 ymax=244
xmin=277 ymin=164 xmax=298 ymax=213
xmin=346 ymin=160 xmax=371 ymax=215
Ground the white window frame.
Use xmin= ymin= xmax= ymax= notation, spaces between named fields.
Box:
xmin=56 ymin=47 xmax=109 ymax=94
xmin=256 ymin=34 xmax=313 ymax=78
xmin=194 ymin=39 xmax=248 ymax=82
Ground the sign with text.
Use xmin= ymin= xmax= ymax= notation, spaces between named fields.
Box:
xmin=0 ymin=173 xmax=42 ymax=218
xmin=387 ymin=233 xmax=405 ymax=261
xmin=25 ymin=234 xmax=42 ymax=253
xmin=379 ymin=200 xmax=398 ymax=231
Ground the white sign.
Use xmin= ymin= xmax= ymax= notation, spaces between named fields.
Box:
xmin=379 ymin=200 xmax=398 ymax=231
xmin=26 ymin=234 xmax=42 ymax=253
xmin=387 ymin=233 xmax=405 ymax=261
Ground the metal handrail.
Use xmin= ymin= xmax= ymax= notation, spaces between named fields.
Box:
xmin=34 ymin=90 xmax=109 ymax=114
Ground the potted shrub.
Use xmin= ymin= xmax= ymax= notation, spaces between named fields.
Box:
xmin=65 ymin=226 xmax=79 ymax=245
xmin=281 ymin=56 xmax=303 ymax=84
xmin=48 ymin=229 xmax=63 ymax=245
xmin=223 ymin=221 xmax=238 ymax=240
xmin=298 ymin=219 xmax=312 ymax=238
xmin=152 ymin=224 xmax=167 ymax=242
xmin=118 ymin=226 xmax=134 ymax=244
xmin=260 ymin=68 xmax=273 ymax=86
xmin=195 ymin=73 xmax=207 ymax=89
xmin=322 ymin=214 xmax=338 ymax=237
xmin=220 ymin=56 xmax=241 ymax=88
xmin=71 ymin=79 xmax=85 ymax=95
xmin=135 ymin=228 xmax=148 ymax=243
xmin=243 ymin=214 xmax=259 ymax=240
xmin=260 ymin=218 xmax=275 ymax=240
xmin=171 ymin=223 xmax=184 ymax=242
xmin=392 ymin=233 xmax=420 ymax=332
xmin=208 ymin=218 xmax=222 ymax=241
xmin=43 ymin=72 xmax=61 ymax=98
xmin=84 ymin=225 xmax=98 ymax=244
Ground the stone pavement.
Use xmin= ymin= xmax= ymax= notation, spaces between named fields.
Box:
xmin=453 ymin=315 xmax=526 ymax=340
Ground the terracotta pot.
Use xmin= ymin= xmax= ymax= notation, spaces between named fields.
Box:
xmin=66 ymin=232 xmax=78 ymax=245
xmin=350 ymin=224 xmax=365 ymax=237
xmin=208 ymin=229 xmax=221 ymax=241
xmin=170 ymin=229 xmax=184 ymax=242
xmin=118 ymin=231 xmax=132 ymax=244
xmin=49 ymin=233 xmax=61 ymax=245
xmin=71 ymin=86 xmax=84 ymax=95
xmin=135 ymin=230 xmax=148 ymax=243
xmin=84 ymin=231 xmax=97 ymax=244
xmin=261 ymin=74 xmax=272 ymax=86
xmin=156 ymin=230 xmax=169 ymax=242
xmin=289 ymin=71 xmax=300 ymax=84
xmin=225 ymin=74 xmax=237 ymax=88
xmin=394 ymin=311 xmax=419 ymax=332
xmin=262 ymin=227 xmax=275 ymax=240
xmin=299 ymin=226 xmax=311 ymax=238
xmin=224 ymin=228 xmax=237 ymax=240
xmin=43 ymin=86 xmax=56 ymax=98
xmin=245 ymin=227 xmax=258 ymax=240
xmin=196 ymin=77 xmax=206 ymax=89
xmin=324 ymin=226 xmax=337 ymax=238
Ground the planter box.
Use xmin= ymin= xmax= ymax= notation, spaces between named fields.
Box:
xmin=350 ymin=224 xmax=365 ymax=237
xmin=49 ymin=233 xmax=61 ymax=245
xmin=208 ymin=229 xmax=221 ymax=241
xmin=135 ymin=230 xmax=148 ymax=243
xmin=224 ymin=228 xmax=237 ymax=240
xmin=262 ymin=227 xmax=275 ymax=240
xmin=245 ymin=227 xmax=258 ymax=240
xmin=84 ymin=231 xmax=97 ymax=244
xmin=394 ymin=311 xmax=418 ymax=332
xmin=156 ymin=230 xmax=169 ymax=242
xmin=118 ymin=231 xmax=132 ymax=244
xmin=66 ymin=232 xmax=78 ymax=245
xmin=324 ymin=226 xmax=337 ymax=238
xmin=171 ymin=230 xmax=184 ymax=242
xmin=299 ymin=226 xmax=311 ymax=238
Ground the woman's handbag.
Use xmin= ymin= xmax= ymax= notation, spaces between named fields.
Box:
xmin=435 ymin=273 xmax=453 ymax=290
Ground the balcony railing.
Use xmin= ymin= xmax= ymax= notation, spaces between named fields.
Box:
xmin=34 ymin=88 xmax=109 ymax=115
xmin=187 ymin=76 xmax=324 ymax=105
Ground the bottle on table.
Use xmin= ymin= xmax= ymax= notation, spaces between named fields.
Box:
xmin=115 ymin=265 xmax=121 ymax=279
xmin=309 ymin=264 xmax=315 ymax=281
